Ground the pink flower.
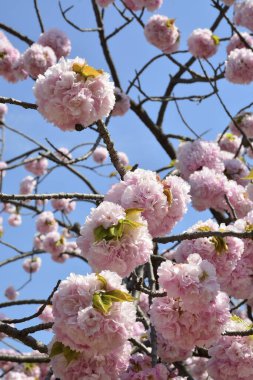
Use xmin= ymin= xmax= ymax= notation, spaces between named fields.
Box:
xmin=8 ymin=213 xmax=22 ymax=227
xmin=157 ymin=333 xmax=192 ymax=363
xmin=189 ymin=167 xmax=253 ymax=217
xmin=158 ymin=253 xmax=220 ymax=312
xmin=222 ymin=0 xmax=235 ymax=4
xmin=19 ymin=176 xmax=36 ymax=195
xmin=234 ymin=0 xmax=253 ymax=32
xmin=105 ymin=169 xmax=190 ymax=237
xmin=22 ymin=257 xmax=42 ymax=273
xmin=188 ymin=28 xmax=219 ymax=58
xmin=36 ymin=211 xmax=58 ymax=234
xmin=185 ymin=357 xmax=209 ymax=380
xmin=50 ymin=340 xmax=131 ymax=380
xmin=54 ymin=147 xmax=72 ymax=162
xmin=150 ymin=292 xmax=230 ymax=350
xmin=52 ymin=271 xmax=136 ymax=354
xmin=22 ymin=43 xmax=56 ymax=79
xmin=38 ymin=305 xmax=54 ymax=323
xmin=24 ymin=157 xmax=48 ymax=176
xmin=92 ymin=146 xmax=108 ymax=163
xmin=96 ymin=0 xmax=114 ymax=6
xmin=0 ymin=161 xmax=7 ymax=177
xmin=207 ymin=336 xmax=253 ymax=380
xmin=144 ymin=15 xmax=180 ymax=54
xmin=176 ymin=140 xmax=224 ymax=180
xmin=229 ymin=112 xmax=253 ymax=138
xmin=124 ymin=0 xmax=163 ymax=11
xmin=34 ymin=58 xmax=115 ymax=131
xmin=117 ymin=151 xmax=129 ymax=166
xmin=43 ymin=232 xmax=68 ymax=263
xmin=174 ymin=219 xmax=244 ymax=292
xmin=38 ymin=28 xmax=71 ymax=59
xmin=4 ymin=286 xmax=19 ymax=301
xmin=227 ymin=32 xmax=253 ymax=55
xmin=121 ymin=353 xmax=176 ymax=379
xmin=51 ymin=198 xmax=76 ymax=214
xmin=77 ymin=201 xmax=153 ymax=277
xmin=111 ymin=87 xmax=131 ymax=116
xmin=0 ymin=103 xmax=7 ymax=122
xmin=222 ymin=153 xmax=249 ymax=186
xmin=0 ymin=31 xmax=27 ymax=83
xmin=217 ymin=132 xmax=243 ymax=154
xmin=225 ymin=48 xmax=253 ymax=84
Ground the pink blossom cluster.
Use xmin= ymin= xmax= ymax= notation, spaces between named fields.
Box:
xmin=34 ymin=58 xmax=115 ymax=131
xmin=217 ymin=132 xmax=242 ymax=154
xmin=207 ymin=335 xmax=253 ymax=380
xmin=51 ymin=271 xmax=136 ymax=353
xmin=112 ymin=87 xmax=131 ymax=116
xmin=174 ymin=219 xmax=244 ymax=292
xmin=96 ymin=0 xmax=114 ymax=7
xmin=221 ymin=151 xmax=249 ymax=186
xmin=187 ymin=28 xmax=219 ymax=58
xmin=225 ymin=48 xmax=253 ymax=84
xmin=50 ymin=340 xmax=131 ymax=380
xmin=4 ymin=286 xmax=19 ymax=301
xmin=22 ymin=257 xmax=42 ymax=273
xmin=105 ymin=168 xmax=190 ymax=237
xmin=188 ymin=167 xmax=253 ymax=217
xmin=121 ymin=353 xmax=185 ymax=379
xmin=118 ymin=151 xmax=129 ymax=166
xmin=158 ymin=253 xmax=220 ymax=311
xmin=51 ymin=198 xmax=76 ymax=214
xmin=0 ymin=31 xmax=27 ymax=83
xmin=92 ymin=146 xmax=108 ymax=163
xmin=150 ymin=291 xmax=230 ymax=351
xmin=229 ymin=112 xmax=253 ymax=138
xmin=22 ymin=43 xmax=56 ymax=79
xmin=38 ymin=28 xmax=71 ymax=59
xmin=176 ymin=140 xmax=225 ymax=180
xmin=24 ymin=157 xmax=48 ymax=176
xmin=19 ymin=176 xmax=36 ymax=195
xmin=227 ymin=32 xmax=253 ymax=55
xmin=234 ymin=0 xmax=253 ymax=32
xmin=185 ymin=357 xmax=210 ymax=380
xmin=224 ymin=211 xmax=253 ymax=299
xmin=77 ymin=201 xmax=153 ymax=277
xmin=144 ymin=15 xmax=180 ymax=54
xmin=123 ymin=0 xmax=163 ymax=12
xmin=49 ymin=271 xmax=136 ymax=378
xmin=0 ymin=104 xmax=7 ymax=122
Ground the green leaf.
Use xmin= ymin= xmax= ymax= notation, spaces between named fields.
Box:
xmin=163 ymin=188 xmax=173 ymax=206
xmin=211 ymin=236 xmax=228 ymax=255
xmin=224 ymin=133 xmax=236 ymax=141
xmin=212 ymin=34 xmax=220 ymax=45
xmin=93 ymin=289 xmax=135 ymax=315
xmin=92 ymin=292 xmax=112 ymax=314
xmin=125 ymin=208 xmax=144 ymax=219
xmin=96 ymin=273 xmax=107 ymax=289
xmin=62 ymin=346 xmax=80 ymax=364
xmin=49 ymin=341 xmax=64 ymax=358
xmin=166 ymin=18 xmax=175 ymax=28
xmin=242 ymin=169 xmax=253 ymax=180
xmin=197 ymin=225 xmax=211 ymax=232
xmin=105 ymin=289 xmax=136 ymax=303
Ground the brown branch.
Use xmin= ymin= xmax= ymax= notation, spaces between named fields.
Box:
xmin=2 ymin=281 xmax=60 ymax=324
xmin=0 ymin=97 xmax=37 ymax=110
xmin=155 ymin=230 xmax=253 ymax=244
xmin=0 ymin=192 xmax=104 ymax=202
xmin=34 ymin=0 xmax=44 ymax=33
xmin=0 ymin=23 xmax=34 ymax=45
xmin=0 ymin=323 xmax=48 ymax=353
xmin=0 ymin=299 xmax=50 ymax=309
xmin=96 ymin=120 xmax=126 ymax=179
xmin=0 ymin=354 xmax=49 ymax=363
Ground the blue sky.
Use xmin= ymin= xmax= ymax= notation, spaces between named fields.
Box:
xmin=0 ymin=0 xmax=253 ymax=351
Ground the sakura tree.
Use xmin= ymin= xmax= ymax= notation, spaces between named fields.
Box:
xmin=1 ymin=0 xmax=253 ymax=379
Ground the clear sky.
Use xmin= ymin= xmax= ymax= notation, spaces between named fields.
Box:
xmin=0 ymin=0 xmax=252 ymax=351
